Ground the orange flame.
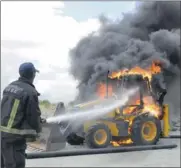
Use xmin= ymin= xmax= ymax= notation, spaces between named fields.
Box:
xmin=122 ymin=96 xmax=161 ymax=117
xmin=111 ymin=138 xmax=133 ymax=146
xmin=109 ymin=61 xmax=161 ymax=82
xmin=97 ymin=83 xmax=113 ymax=99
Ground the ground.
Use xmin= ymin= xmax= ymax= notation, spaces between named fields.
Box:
xmin=26 ymin=134 xmax=180 ymax=167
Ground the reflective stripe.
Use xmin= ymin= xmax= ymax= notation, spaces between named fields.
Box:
xmin=1 ymin=99 xmax=37 ymax=136
xmin=0 ymin=126 xmax=37 ymax=135
xmin=7 ymin=99 xmax=20 ymax=128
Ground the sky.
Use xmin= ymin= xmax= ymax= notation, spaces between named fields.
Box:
xmin=1 ymin=1 xmax=136 ymax=104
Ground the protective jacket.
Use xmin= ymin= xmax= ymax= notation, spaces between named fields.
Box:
xmin=0 ymin=77 xmax=42 ymax=139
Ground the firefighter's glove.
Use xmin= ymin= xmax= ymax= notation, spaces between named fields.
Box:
xmin=40 ymin=118 xmax=47 ymax=124
xmin=26 ymin=133 xmax=40 ymax=142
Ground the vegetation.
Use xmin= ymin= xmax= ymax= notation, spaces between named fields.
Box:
xmin=39 ymin=100 xmax=56 ymax=113
xmin=39 ymin=99 xmax=77 ymax=113
xmin=39 ymin=100 xmax=51 ymax=108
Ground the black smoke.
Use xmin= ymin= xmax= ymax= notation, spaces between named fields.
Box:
xmin=69 ymin=1 xmax=180 ymax=102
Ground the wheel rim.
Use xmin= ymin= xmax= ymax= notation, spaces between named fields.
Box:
xmin=94 ymin=129 xmax=108 ymax=145
xmin=141 ymin=121 xmax=157 ymax=141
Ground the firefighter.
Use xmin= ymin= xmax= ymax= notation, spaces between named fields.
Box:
xmin=152 ymin=61 xmax=167 ymax=106
xmin=1 ymin=62 xmax=43 ymax=168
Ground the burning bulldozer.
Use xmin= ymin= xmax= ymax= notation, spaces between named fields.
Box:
xmin=62 ymin=61 xmax=170 ymax=148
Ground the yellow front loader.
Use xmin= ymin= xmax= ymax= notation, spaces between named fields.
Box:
xmin=63 ymin=74 xmax=170 ymax=148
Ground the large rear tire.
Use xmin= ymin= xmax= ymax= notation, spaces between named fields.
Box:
xmin=130 ymin=115 xmax=161 ymax=146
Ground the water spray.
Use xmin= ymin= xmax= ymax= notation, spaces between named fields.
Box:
xmin=46 ymin=87 xmax=138 ymax=124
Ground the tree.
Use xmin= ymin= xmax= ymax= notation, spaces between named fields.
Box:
xmin=40 ymin=99 xmax=51 ymax=108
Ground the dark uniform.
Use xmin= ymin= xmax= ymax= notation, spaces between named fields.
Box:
xmin=1 ymin=62 xmax=42 ymax=168
xmin=152 ymin=71 xmax=167 ymax=105
xmin=152 ymin=62 xmax=167 ymax=106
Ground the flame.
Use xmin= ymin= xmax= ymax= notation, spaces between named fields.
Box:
xmin=97 ymin=83 xmax=113 ymax=99
xmin=109 ymin=61 xmax=161 ymax=82
xmin=123 ymin=96 xmax=161 ymax=117
xmin=111 ymin=138 xmax=133 ymax=146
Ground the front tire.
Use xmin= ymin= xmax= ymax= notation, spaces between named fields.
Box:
xmin=85 ymin=123 xmax=112 ymax=148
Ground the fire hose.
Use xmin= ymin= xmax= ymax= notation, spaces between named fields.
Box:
xmin=26 ymin=120 xmax=180 ymax=159
xmin=26 ymin=144 xmax=177 ymax=159
xmin=161 ymin=135 xmax=181 ymax=139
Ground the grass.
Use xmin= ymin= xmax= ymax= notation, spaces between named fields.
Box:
xmin=39 ymin=104 xmax=56 ymax=114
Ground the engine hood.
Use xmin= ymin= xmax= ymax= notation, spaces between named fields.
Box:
xmin=67 ymin=99 xmax=103 ymax=111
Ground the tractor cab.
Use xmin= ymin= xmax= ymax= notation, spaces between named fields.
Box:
xmin=109 ymin=74 xmax=152 ymax=98
xmin=106 ymin=73 xmax=166 ymax=118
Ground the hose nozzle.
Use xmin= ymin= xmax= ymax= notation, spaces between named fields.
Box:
xmin=40 ymin=118 xmax=47 ymax=124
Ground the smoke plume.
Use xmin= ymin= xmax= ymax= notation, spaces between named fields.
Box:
xmin=69 ymin=1 xmax=180 ymax=102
